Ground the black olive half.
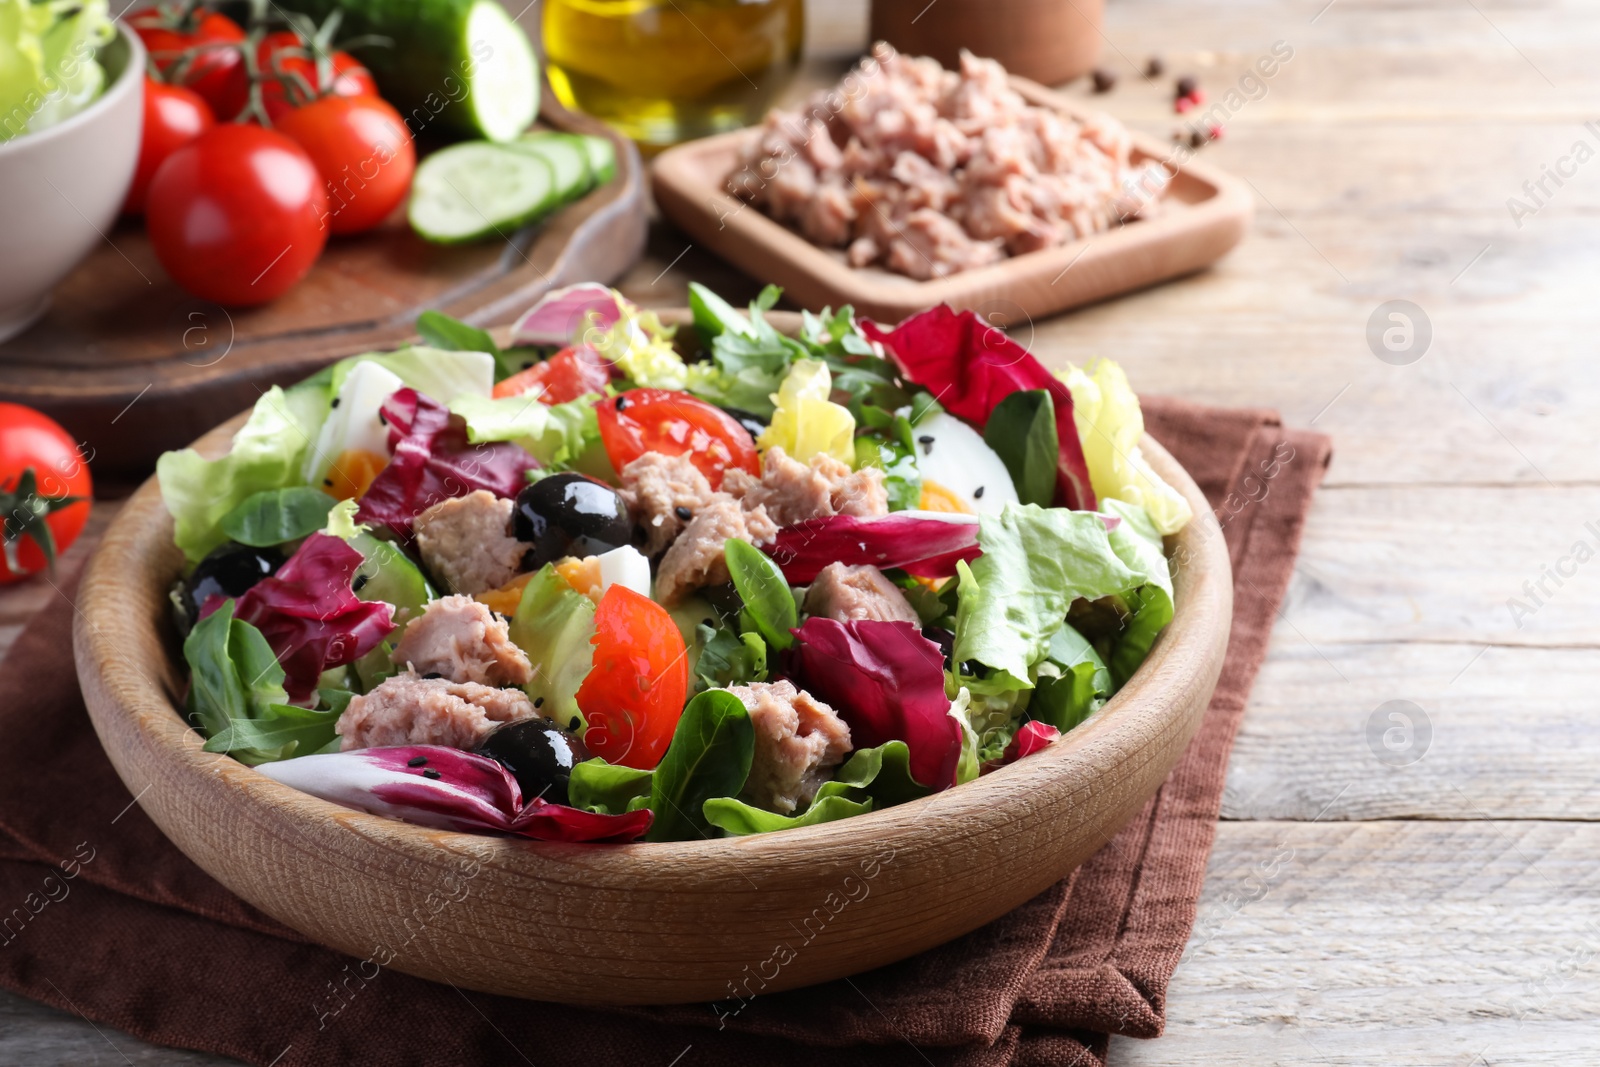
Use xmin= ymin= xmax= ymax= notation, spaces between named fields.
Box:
xmin=175 ymin=543 xmax=284 ymax=632
xmin=477 ymin=717 xmax=590 ymax=806
xmin=512 ymin=473 xmax=633 ymax=569
xmin=719 ymin=407 xmax=768 ymax=443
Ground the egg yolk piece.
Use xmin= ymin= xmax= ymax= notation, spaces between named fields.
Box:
xmin=324 ymin=449 xmax=387 ymax=501
xmin=919 ymin=480 xmax=973 ymax=514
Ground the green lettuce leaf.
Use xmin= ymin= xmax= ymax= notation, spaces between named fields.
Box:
xmin=647 ymin=689 xmax=754 ymax=842
xmin=1031 ymin=625 xmax=1111 ymax=733
xmin=692 ymin=625 xmax=767 ymax=692
xmin=568 ymin=758 xmax=654 ymax=815
xmin=1099 ymin=498 xmax=1176 ymax=686
xmin=219 ymin=487 xmax=337 ymax=547
xmin=450 ymin=392 xmax=601 ymax=468
xmin=508 ymin=565 xmax=597 ymax=732
xmin=952 ymin=504 xmax=1138 ymax=689
xmin=703 ymin=794 xmax=872 ymax=835
xmin=1 ymin=0 xmax=112 ymax=141
xmin=158 ymin=387 xmax=321 ymax=564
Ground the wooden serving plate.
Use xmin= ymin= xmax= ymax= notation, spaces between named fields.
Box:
xmin=0 ymin=94 xmax=648 ymax=482
xmin=72 ymin=316 xmax=1231 ymax=1004
xmin=651 ymin=77 xmax=1252 ymax=327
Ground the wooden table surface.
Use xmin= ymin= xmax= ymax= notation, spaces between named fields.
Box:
xmin=5 ymin=0 xmax=1596 ymax=1062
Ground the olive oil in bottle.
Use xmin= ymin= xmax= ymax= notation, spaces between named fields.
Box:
xmin=543 ymin=0 xmax=804 ymax=148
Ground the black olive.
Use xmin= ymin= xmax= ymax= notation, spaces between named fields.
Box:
xmin=512 ymin=473 xmax=634 ymax=568
xmin=477 ymin=718 xmax=590 ymax=806
xmin=176 ymin=543 xmax=285 ymax=631
xmin=921 ymin=625 xmax=955 ymax=669
xmin=720 ymin=407 xmax=768 ymax=442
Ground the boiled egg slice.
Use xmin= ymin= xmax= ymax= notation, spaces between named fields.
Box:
xmin=908 ymin=412 xmax=1020 ymax=515
xmin=306 ymin=360 xmax=406 ymax=492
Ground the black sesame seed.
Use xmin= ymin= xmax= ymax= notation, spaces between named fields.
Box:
xmin=615 ymin=396 xmax=630 ymax=411
xmin=1091 ymin=68 xmax=1116 ymax=93
xmin=322 ymin=478 xmax=333 ymax=487
xmin=377 ymin=412 xmax=387 ymax=426
xmin=1145 ymin=56 xmax=1165 ymax=78
xmin=522 ymin=360 xmax=535 ymax=370
xmin=569 ymin=716 xmax=580 ymax=731
xmin=422 ymin=672 xmax=443 ymax=680
xmin=1176 ymin=74 xmax=1198 ymax=98
xmin=330 ymin=397 xmax=341 ymax=409
xmin=352 ymin=574 xmax=369 ymax=592
xmin=974 ymin=486 xmax=985 ymax=499
xmin=918 ymin=434 xmax=935 ymax=444
xmin=407 ymin=756 xmax=428 ymax=767
xmin=422 ymin=769 xmax=442 ymax=780
xmin=674 ymin=505 xmax=693 ymax=521
xmin=533 ymin=696 xmax=544 ymax=708
xmin=703 ymin=617 xmax=715 ymax=627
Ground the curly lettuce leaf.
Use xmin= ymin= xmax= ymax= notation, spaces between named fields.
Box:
xmin=1058 ymin=359 xmax=1192 ymax=536
xmin=951 ymin=504 xmax=1138 ymax=690
xmin=158 ymin=387 xmax=321 ymax=564
xmin=568 ymin=758 xmax=654 ymax=815
xmin=1031 ymin=625 xmax=1111 ymax=733
xmin=449 ymin=392 xmax=601 ymax=468
xmin=1099 ymin=497 xmax=1176 ymax=685
xmin=703 ymin=793 xmax=872 ymax=835
xmin=1 ymin=0 xmax=112 ymax=141
xmin=757 ymin=359 xmax=856 ymax=465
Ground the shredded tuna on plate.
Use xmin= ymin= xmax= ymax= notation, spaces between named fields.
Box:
xmin=733 ymin=46 xmax=1170 ymax=280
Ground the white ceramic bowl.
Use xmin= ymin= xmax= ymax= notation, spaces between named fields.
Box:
xmin=0 ymin=23 xmax=144 ymax=343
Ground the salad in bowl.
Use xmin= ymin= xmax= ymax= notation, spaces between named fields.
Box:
xmin=157 ymin=283 xmax=1192 ymax=845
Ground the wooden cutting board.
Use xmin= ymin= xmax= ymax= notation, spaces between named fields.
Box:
xmin=0 ymin=95 xmax=648 ymax=481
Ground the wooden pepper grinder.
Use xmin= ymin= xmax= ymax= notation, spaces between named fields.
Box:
xmin=869 ymin=0 xmax=1105 ymax=85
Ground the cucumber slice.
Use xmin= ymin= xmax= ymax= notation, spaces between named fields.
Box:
xmin=581 ymin=135 xmax=617 ymax=185
xmin=510 ymin=132 xmax=594 ymax=203
xmin=350 ymin=533 xmax=435 ymax=691
xmin=409 ymin=142 xmax=557 ymax=244
xmin=273 ymin=0 xmax=539 ymax=142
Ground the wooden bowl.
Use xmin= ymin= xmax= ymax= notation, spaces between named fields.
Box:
xmin=651 ymin=77 xmax=1253 ymax=328
xmin=72 ymin=321 xmax=1232 ymax=1004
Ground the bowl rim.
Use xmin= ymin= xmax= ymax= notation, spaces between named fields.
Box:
xmin=0 ymin=21 xmax=144 ymax=158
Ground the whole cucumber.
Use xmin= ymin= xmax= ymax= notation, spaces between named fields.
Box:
xmin=273 ymin=0 xmax=539 ymax=142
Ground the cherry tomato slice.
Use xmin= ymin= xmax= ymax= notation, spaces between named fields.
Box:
xmin=493 ymin=345 xmax=613 ymax=403
xmin=275 ymin=94 xmax=415 ymax=235
xmin=123 ymin=79 xmax=214 ymax=215
xmin=575 ymin=586 xmax=689 ymax=770
xmin=595 ymin=389 xmax=759 ymax=489
xmin=130 ymin=11 xmax=249 ymax=120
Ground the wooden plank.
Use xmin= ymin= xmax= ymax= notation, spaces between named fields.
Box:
xmin=1222 ymin=641 xmax=1600 ymax=821
xmin=1113 ymin=818 xmax=1600 ymax=1065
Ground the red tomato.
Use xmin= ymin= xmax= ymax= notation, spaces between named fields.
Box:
xmin=493 ymin=346 xmax=613 ymax=403
xmin=129 ymin=10 xmax=249 ymax=120
xmin=596 ymin=389 xmax=759 ymax=490
xmin=575 ymin=586 xmax=689 ymax=770
xmin=146 ymin=125 xmax=329 ymax=306
xmin=275 ymin=95 xmax=415 ymax=235
xmin=122 ymin=79 xmax=214 ymax=216
xmin=254 ymin=32 xmax=379 ymax=122
xmin=0 ymin=404 xmax=91 ymax=583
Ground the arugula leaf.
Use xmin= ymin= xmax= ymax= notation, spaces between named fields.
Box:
xmin=219 ymin=487 xmax=337 ymax=548
xmin=416 ymin=310 xmax=500 ymax=356
xmin=725 ymin=539 xmax=797 ymax=651
xmin=509 ymin=566 xmax=597 ymax=732
xmin=952 ymin=505 xmax=1138 ymax=689
xmin=693 ymin=625 xmax=767 ymax=691
xmin=984 ymin=390 xmax=1058 ymax=508
xmin=568 ymin=758 xmax=654 ymax=815
xmin=646 ymin=689 xmax=754 ymax=842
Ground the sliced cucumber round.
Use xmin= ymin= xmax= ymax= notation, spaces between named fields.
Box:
xmin=509 ymin=132 xmax=594 ymax=203
xmin=581 ymin=135 xmax=617 ymax=185
xmin=409 ymin=142 xmax=557 ymax=244
xmin=464 ymin=0 xmax=540 ymax=142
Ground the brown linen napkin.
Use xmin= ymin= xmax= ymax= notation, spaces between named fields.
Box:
xmin=0 ymin=398 xmax=1330 ymax=1067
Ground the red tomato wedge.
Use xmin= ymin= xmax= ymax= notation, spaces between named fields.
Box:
xmin=493 ymin=346 xmax=613 ymax=403
xmin=595 ymin=389 xmax=759 ymax=489
xmin=575 ymin=586 xmax=689 ymax=770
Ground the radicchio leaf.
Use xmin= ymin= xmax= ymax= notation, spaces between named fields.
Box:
xmin=509 ymin=283 xmax=624 ymax=347
xmin=769 ymin=513 xmax=982 ymax=584
xmin=355 ymin=388 xmax=537 ymax=536
xmin=1003 ymin=721 xmax=1062 ymax=763
xmin=231 ymin=533 xmax=394 ymax=704
xmin=862 ymin=306 xmax=1096 ymax=511
xmin=786 ymin=618 xmax=962 ymax=791
xmin=255 ymin=745 xmax=653 ymax=842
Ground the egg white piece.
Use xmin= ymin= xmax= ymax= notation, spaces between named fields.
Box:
xmin=306 ymin=360 xmax=406 ymax=484
xmin=597 ymin=544 xmax=653 ymax=600
xmin=910 ymin=412 xmax=1020 ymax=515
